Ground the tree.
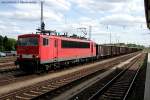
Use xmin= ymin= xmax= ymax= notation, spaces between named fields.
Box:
xmin=0 ymin=35 xmax=3 ymax=51
xmin=7 ymin=38 xmax=16 ymax=51
xmin=3 ymin=36 xmax=8 ymax=51
xmin=127 ymin=43 xmax=145 ymax=49
xmin=0 ymin=36 xmax=17 ymax=51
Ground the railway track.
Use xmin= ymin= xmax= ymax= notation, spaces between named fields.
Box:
xmin=127 ymin=53 xmax=147 ymax=100
xmin=39 ymin=53 xmax=142 ymax=100
xmin=0 ymin=56 xmax=17 ymax=72
xmin=0 ymin=67 xmax=19 ymax=75
xmin=87 ymin=53 xmax=146 ymax=100
xmin=0 ymin=52 xmax=138 ymax=87
xmin=0 ymin=52 xmax=141 ymax=100
xmin=0 ymin=62 xmax=15 ymax=68
xmin=0 ymin=56 xmax=16 ymax=63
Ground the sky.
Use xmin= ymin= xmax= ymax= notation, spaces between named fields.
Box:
xmin=0 ymin=0 xmax=150 ymax=46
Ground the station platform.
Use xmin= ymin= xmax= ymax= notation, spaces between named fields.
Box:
xmin=144 ymin=53 xmax=150 ymax=100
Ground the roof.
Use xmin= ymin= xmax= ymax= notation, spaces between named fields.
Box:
xmin=18 ymin=33 xmax=93 ymax=43
xmin=145 ymin=0 xmax=150 ymax=29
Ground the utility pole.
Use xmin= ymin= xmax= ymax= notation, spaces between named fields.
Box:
xmin=110 ymin=31 xmax=111 ymax=44
xmin=89 ymin=26 xmax=92 ymax=40
xmin=41 ymin=1 xmax=43 ymax=25
xmin=40 ymin=1 xmax=45 ymax=31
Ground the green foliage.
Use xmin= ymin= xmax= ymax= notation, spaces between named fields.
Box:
xmin=108 ymin=43 xmax=145 ymax=49
xmin=127 ymin=43 xmax=145 ymax=49
xmin=0 ymin=35 xmax=17 ymax=52
xmin=0 ymin=35 xmax=3 ymax=51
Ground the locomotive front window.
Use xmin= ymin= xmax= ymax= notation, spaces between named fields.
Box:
xmin=18 ymin=37 xmax=38 ymax=46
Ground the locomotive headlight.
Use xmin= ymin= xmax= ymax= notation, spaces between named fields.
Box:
xmin=36 ymin=55 xmax=39 ymax=58
xmin=32 ymin=55 xmax=39 ymax=58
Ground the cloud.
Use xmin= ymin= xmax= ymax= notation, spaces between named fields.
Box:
xmin=100 ymin=14 xmax=146 ymax=26
xmin=45 ymin=0 xmax=71 ymax=11
xmin=0 ymin=0 xmax=71 ymax=22
xmin=71 ymin=0 xmax=131 ymax=13
xmin=0 ymin=0 xmax=149 ymax=46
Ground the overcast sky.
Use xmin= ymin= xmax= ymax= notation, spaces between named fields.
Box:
xmin=0 ymin=0 xmax=150 ymax=46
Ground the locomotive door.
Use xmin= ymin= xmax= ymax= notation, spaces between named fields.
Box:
xmin=54 ymin=39 xmax=58 ymax=61
xmin=91 ymin=43 xmax=93 ymax=56
xmin=42 ymin=37 xmax=50 ymax=61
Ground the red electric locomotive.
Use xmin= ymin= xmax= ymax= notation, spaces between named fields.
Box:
xmin=16 ymin=33 xmax=96 ymax=72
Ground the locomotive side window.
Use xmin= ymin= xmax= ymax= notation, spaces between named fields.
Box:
xmin=61 ymin=40 xmax=90 ymax=48
xmin=43 ymin=38 xmax=49 ymax=46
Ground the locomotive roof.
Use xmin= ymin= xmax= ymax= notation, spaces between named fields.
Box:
xmin=18 ymin=34 xmax=93 ymax=43
xmin=18 ymin=34 xmax=39 ymax=37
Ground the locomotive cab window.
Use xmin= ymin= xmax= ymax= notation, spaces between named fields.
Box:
xmin=43 ymin=38 xmax=49 ymax=46
xmin=18 ymin=37 xmax=38 ymax=46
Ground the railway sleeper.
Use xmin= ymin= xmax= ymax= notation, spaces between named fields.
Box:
xmin=111 ymin=83 xmax=130 ymax=87
xmin=15 ymin=95 xmax=31 ymax=100
xmin=105 ymin=90 xmax=126 ymax=95
xmin=106 ymin=88 xmax=127 ymax=92
xmin=104 ymin=92 xmax=124 ymax=97
xmin=102 ymin=95 xmax=122 ymax=100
